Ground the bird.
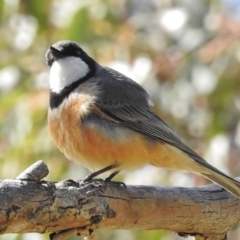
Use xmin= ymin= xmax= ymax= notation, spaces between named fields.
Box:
xmin=45 ymin=40 xmax=240 ymax=198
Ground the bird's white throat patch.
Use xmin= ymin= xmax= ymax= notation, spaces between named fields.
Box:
xmin=49 ymin=56 xmax=89 ymax=93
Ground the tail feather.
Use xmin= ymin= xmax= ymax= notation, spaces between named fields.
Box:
xmin=183 ymin=146 xmax=240 ymax=198
xmin=202 ymin=171 xmax=240 ymax=198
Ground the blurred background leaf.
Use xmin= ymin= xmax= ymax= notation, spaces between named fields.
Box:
xmin=0 ymin=0 xmax=240 ymax=239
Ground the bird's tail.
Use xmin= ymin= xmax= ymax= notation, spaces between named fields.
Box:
xmin=201 ymin=169 xmax=240 ymax=198
xmin=180 ymin=145 xmax=240 ymax=198
xmin=151 ymin=143 xmax=240 ymax=198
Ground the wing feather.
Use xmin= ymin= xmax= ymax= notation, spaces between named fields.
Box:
xmin=94 ymin=66 xmax=204 ymax=162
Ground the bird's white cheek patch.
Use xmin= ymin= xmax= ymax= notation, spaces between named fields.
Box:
xmin=49 ymin=56 xmax=89 ymax=93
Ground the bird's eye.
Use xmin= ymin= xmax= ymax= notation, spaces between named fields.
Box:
xmin=76 ymin=50 xmax=82 ymax=56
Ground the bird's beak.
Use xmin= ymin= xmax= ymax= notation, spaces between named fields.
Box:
xmin=49 ymin=46 xmax=65 ymax=60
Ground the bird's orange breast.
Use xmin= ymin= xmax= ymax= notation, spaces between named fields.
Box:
xmin=48 ymin=94 xmax=152 ymax=171
xmin=48 ymin=93 xmax=200 ymax=173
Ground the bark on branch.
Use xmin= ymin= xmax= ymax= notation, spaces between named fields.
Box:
xmin=1 ymin=161 xmax=240 ymax=240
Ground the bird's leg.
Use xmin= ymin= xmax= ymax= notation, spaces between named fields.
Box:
xmin=105 ymin=171 xmax=126 ymax=188
xmin=81 ymin=165 xmax=126 ymax=188
xmin=104 ymin=171 xmax=119 ymax=181
xmin=83 ymin=164 xmax=117 ymax=182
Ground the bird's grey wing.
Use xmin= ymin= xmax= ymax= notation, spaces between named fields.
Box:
xmin=95 ymin=67 xmax=184 ymax=146
xmin=93 ymin=67 xmax=240 ymax=182
xmin=93 ymin=67 xmax=240 ymax=197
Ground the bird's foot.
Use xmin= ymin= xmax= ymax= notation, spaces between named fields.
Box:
xmin=104 ymin=172 xmax=126 ymax=188
xmin=79 ymin=169 xmax=126 ymax=189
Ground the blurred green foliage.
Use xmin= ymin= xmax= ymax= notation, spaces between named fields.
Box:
xmin=0 ymin=0 xmax=240 ymax=239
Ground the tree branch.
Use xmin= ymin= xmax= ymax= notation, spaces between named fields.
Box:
xmin=0 ymin=161 xmax=239 ymax=240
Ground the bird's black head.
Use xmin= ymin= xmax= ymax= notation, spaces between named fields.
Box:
xmin=46 ymin=40 xmax=97 ymax=108
xmin=45 ymin=40 xmax=95 ymax=68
